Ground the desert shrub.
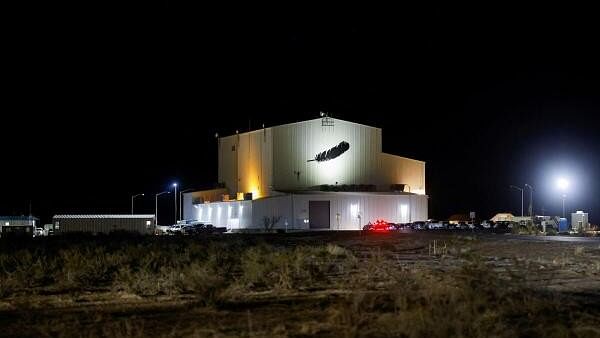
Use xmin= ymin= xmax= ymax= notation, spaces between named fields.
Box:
xmin=239 ymin=245 xmax=352 ymax=291
xmin=113 ymin=261 xmax=226 ymax=304
xmin=325 ymin=253 xmax=598 ymax=338
xmin=0 ymin=250 xmax=58 ymax=296
xmin=0 ymin=271 xmax=19 ymax=298
xmin=174 ymin=263 xmax=225 ymax=304
xmin=56 ymin=247 xmax=123 ymax=289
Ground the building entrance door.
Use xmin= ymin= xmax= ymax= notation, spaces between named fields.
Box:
xmin=309 ymin=201 xmax=330 ymax=229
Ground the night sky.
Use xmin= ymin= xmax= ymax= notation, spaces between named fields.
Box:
xmin=3 ymin=6 xmax=599 ymax=224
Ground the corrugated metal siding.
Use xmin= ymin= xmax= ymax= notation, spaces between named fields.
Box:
xmin=272 ymin=119 xmax=382 ymax=190
xmin=218 ymin=128 xmax=273 ymax=198
xmin=379 ymin=153 xmax=426 ymax=193
xmin=291 ymin=194 xmax=413 ymax=230
xmin=248 ymin=193 xmax=427 ymax=230
xmin=191 ymin=200 xmax=252 ymax=230
xmin=251 ymin=195 xmax=293 ymax=229
xmin=236 ymin=129 xmax=272 ymax=199
xmin=190 ymin=192 xmax=427 ymax=231
xmin=53 ymin=217 xmax=155 ymax=234
xmin=218 ymin=136 xmax=238 ymax=196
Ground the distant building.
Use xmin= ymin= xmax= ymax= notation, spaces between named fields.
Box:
xmin=490 ymin=213 xmax=515 ymax=222
xmin=0 ymin=216 xmax=39 ymax=238
xmin=52 ymin=215 xmax=155 ymax=235
xmin=571 ymin=211 xmax=589 ymax=232
xmin=183 ymin=117 xmax=428 ymax=231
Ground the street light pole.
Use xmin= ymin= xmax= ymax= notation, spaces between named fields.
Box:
xmin=556 ymin=178 xmax=569 ymax=219
xmin=131 ymin=193 xmax=144 ymax=214
xmin=155 ymin=191 xmax=170 ymax=226
xmin=172 ymin=183 xmax=178 ymax=224
xmin=509 ymin=185 xmax=524 ymax=217
xmin=525 ymin=184 xmax=534 ymax=223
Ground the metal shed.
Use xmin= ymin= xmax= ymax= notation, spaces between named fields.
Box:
xmin=0 ymin=216 xmax=39 ymax=238
xmin=52 ymin=214 xmax=155 ymax=235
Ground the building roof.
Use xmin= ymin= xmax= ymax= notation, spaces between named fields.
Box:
xmin=53 ymin=214 xmax=155 ymax=219
xmin=490 ymin=213 xmax=515 ymax=222
xmin=0 ymin=216 xmax=39 ymax=221
xmin=219 ymin=117 xmax=381 ymax=139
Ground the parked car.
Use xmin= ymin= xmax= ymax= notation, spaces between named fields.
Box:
xmin=411 ymin=221 xmax=426 ymax=230
xmin=480 ymin=220 xmax=493 ymax=229
xmin=456 ymin=222 xmax=468 ymax=230
xmin=181 ymin=225 xmax=199 ymax=235
xmin=33 ymin=227 xmax=44 ymax=237
xmin=391 ymin=223 xmax=412 ymax=231
xmin=363 ymin=219 xmax=392 ymax=232
xmin=426 ymin=220 xmax=444 ymax=230
xmin=494 ymin=221 xmax=513 ymax=231
xmin=167 ymin=224 xmax=184 ymax=235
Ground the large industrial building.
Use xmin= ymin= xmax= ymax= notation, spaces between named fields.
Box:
xmin=183 ymin=116 xmax=428 ymax=231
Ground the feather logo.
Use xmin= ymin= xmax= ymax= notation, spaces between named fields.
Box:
xmin=308 ymin=141 xmax=350 ymax=162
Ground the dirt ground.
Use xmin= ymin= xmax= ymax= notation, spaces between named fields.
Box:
xmin=1 ymin=232 xmax=599 ymax=337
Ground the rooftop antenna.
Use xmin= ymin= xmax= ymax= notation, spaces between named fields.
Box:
xmin=321 ymin=110 xmax=334 ymax=127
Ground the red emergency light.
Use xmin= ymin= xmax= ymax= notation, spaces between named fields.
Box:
xmin=369 ymin=219 xmax=390 ymax=233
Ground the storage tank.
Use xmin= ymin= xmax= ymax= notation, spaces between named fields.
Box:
xmin=558 ymin=218 xmax=569 ymax=232
xmin=570 ymin=211 xmax=588 ymax=232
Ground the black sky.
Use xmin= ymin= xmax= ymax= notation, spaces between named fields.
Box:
xmin=3 ymin=5 xmax=599 ymax=224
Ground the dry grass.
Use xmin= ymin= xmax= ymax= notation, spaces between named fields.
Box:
xmin=1 ymin=233 xmax=599 ymax=337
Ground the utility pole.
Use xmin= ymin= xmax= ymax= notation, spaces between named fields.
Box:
xmin=509 ymin=185 xmax=524 ymax=217
xmin=525 ymin=183 xmax=534 ymax=224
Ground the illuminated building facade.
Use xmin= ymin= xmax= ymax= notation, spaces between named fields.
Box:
xmin=183 ymin=117 xmax=428 ymax=230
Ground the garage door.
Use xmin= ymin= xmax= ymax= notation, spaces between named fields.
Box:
xmin=309 ymin=201 xmax=330 ymax=229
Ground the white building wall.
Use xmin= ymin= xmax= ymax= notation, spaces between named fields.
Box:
xmin=240 ymin=193 xmax=428 ymax=231
xmin=184 ymin=192 xmax=427 ymax=231
xmin=188 ymin=200 xmax=253 ymax=230
xmin=218 ymin=135 xmax=238 ymax=196
xmin=272 ymin=119 xmax=382 ymax=190
xmin=288 ymin=193 xmax=428 ymax=230
xmin=251 ymin=195 xmax=293 ymax=230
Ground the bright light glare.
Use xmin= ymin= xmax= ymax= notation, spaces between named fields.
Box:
xmin=350 ymin=204 xmax=359 ymax=218
xmin=556 ymin=178 xmax=569 ymax=191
